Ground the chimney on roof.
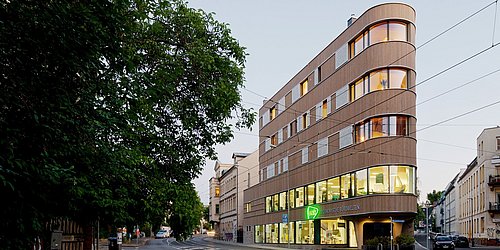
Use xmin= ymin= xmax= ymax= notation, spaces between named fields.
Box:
xmin=348 ymin=14 xmax=357 ymax=27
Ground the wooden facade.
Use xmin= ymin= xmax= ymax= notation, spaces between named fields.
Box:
xmin=244 ymin=3 xmax=417 ymax=248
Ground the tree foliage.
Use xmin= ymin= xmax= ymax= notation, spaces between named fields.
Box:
xmin=427 ymin=190 xmax=443 ymax=204
xmin=0 ymin=0 xmax=253 ymax=248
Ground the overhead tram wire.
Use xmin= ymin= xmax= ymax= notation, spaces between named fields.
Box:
xmin=236 ymin=2 xmax=500 ymax=182
xmin=242 ymin=1 xmax=500 ymax=145
xmin=246 ymin=40 xmax=500 ymax=151
xmin=493 ymin=0 xmax=499 ymax=46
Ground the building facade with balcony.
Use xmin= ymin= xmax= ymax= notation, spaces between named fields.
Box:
xmin=458 ymin=126 xmax=500 ymax=245
xmin=209 ymin=161 xmax=231 ymax=239
xmin=218 ymin=151 xmax=259 ymax=242
xmin=243 ymin=3 xmax=417 ymax=248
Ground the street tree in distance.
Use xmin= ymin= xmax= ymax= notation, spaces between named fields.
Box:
xmin=0 ymin=0 xmax=254 ymax=248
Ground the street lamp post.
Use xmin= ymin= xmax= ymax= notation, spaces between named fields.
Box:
xmin=425 ymin=200 xmax=431 ymax=250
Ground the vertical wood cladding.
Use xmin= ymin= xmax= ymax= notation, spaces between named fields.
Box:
xmin=246 ymin=3 xmax=417 ymax=226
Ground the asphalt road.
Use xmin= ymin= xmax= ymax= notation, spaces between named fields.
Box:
xmin=124 ymin=236 xmax=272 ymax=250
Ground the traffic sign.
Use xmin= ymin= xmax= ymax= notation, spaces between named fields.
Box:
xmin=392 ymin=220 xmax=405 ymax=223
xmin=282 ymin=214 xmax=288 ymax=223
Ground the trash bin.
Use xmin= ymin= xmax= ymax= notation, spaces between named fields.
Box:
xmin=108 ymin=236 xmax=122 ymax=250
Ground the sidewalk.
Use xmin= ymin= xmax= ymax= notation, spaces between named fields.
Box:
xmin=98 ymin=237 xmax=150 ymax=249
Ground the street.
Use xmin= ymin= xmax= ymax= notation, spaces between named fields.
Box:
xmin=124 ymin=235 xmax=276 ymax=250
xmin=414 ymin=232 xmax=500 ymax=250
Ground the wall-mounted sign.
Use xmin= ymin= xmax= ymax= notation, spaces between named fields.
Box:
xmin=306 ymin=205 xmax=320 ymax=220
xmin=323 ymin=204 xmax=360 ymax=215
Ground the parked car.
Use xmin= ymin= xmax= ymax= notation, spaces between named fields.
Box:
xmin=433 ymin=235 xmax=455 ymax=249
xmin=155 ymin=230 xmax=168 ymax=239
xmin=452 ymin=236 xmax=469 ymax=248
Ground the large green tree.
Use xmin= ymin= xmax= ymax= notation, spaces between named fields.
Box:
xmin=0 ymin=0 xmax=253 ymax=248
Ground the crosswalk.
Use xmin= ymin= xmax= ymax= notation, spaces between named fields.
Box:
xmin=167 ymin=237 xmax=224 ymax=250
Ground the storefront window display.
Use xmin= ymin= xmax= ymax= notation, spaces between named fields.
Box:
xmin=255 ymin=225 xmax=264 ymax=243
xmin=296 ymin=220 xmax=314 ymax=244
xmin=320 ymin=219 xmax=347 ymax=245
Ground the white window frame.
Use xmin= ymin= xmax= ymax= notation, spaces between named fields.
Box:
xmin=283 ymin=156 xmax=289 ymax=172
xmin=292 ymin=85 xmax=300 ymax=103
xmin=267 ymin=164 xmax=275 ymax=179
xmin=301 ymin=147 xmax=309 ymax=164
xmin=339 ymin=125 xmax=353 ymax=149
xmin=318 ymin=137 xmax=328 ymax=157
xmin=265 ymin=138 xmax=271 ymax=151
xmin=336 ymin=84 xmax=349 ymax=109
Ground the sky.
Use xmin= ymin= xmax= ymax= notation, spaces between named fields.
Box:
xmin=189 ymin=0 xmax=500 ymax=205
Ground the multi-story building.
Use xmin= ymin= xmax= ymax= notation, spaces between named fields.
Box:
xmin=434 ymin=172 xmax=463 ymax=234
xmin=217 ymin=151 xmax=259 ymax=242
xmin=458 ymin=126 xmax=500 ymax=245
xmin=243 ymin=3 xmax=417 ymax=248
xmin=209 ymin=161 xmax=231 ymax=239
xmin=443 ymin=171 xmax=463 ymax=235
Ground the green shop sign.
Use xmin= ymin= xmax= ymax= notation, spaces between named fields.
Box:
xmin=305 ymin=205 xmax=320 ymax=220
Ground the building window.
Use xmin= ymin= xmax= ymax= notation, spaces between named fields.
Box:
xmin=497 ymin=136 xmax=500 ymax=150
xmin=279 ymin=222 xmax=294 ymax=244
xmin=255 ymin=225 xmax=264 ymax=243
xmin=356 ymin=169 xmax=367 ymax=196
xmin=355 ymin=115 xmax=409 ymax=143
xmin=267 ymin=164 xmax=275 ymax=179
xmin=300 ymin=80 xmax=308 ymax=96
xmin=370 ymin=22 xmax=388 ymax=44
xmin=268 ymin=223 xmax=279 ymax=243
xmin=279 ymin=191 xmax=287 ymax=210
xmin=266 ymin=196 xmax=272 ymax=213
xmin=341 ymin=174 xmax=353 ymax=199
xmin=390 ymin=166 xmax=415 ymax=193
xmin=270 ymin=106 xmax=277 ymax=120
xmin=369 ymin=166 xmax=389 ymax=193
xmin=282 ymin=157 xmax=288 ymax=172
xmin=302 ymin=147 xmax=309 ymax=164
xmin=271 ymin=134 xmax=278 ymax=146
xmin=265 ymin=138 xmax=271 ymax=151
xmin=289 ymin=120 xmax=297 ymax=137
xmin=306 ymin=183 xmax=315 ymax=205
xmin=318 ymin=67 xmax=322 ymax=82
xmin=316 ymin=180 xmax=327 ymax=203
xmin=349 ymin=21 xmax=407 ymax=59
xmin=296 ymin=220 xmax=314 ymax=244
xmin=322 ymin=99 xmax=328 ymax=118
xmin=389 ymin=21 xmax=408 ymax=41
xmin=370 ymin=69 xmax=388 ymax=91
xmin=328 ymin=177 xmax=341 ymax=201
xmin=339 ymin=125 xmax=354 ymax=149
xmin=320 ymin=219 xmax=347 ymax=244
xmin=390 ymin=68 xmax=408 ymax=88
xmin=215 ymin=187 xmax=220 ymax=197
xmin=318 ymin=137 xmax=328 ymax=158
xmin=246 ymin=202 xmax=252 ymax=212
xmin=289 ymin=188 xmax=295 ymax=208
xmin=295 ymin=186 xmax=305 ymax=207
xmin=349 ymin=68 xmax=408 ymax=101
xmin=215 ymin=204 xmax=219 ymax=214
xmin=273 ymin=194 xmax=279 ymax=212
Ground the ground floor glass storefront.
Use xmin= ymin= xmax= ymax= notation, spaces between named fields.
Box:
xmin=255 ymin=219 xmax=356 ymax=246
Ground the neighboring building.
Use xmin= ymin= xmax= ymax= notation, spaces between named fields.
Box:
xmin=443 ymin=171 xmax=463 ymax=235
xmin=209 ymin=161 xmax=231 ymax=239
xmin=434 ymin=171 xmax=463 ymax=235
xmin=243 ymin=3 xmax=417 ymax=248
xmin=457 ymin=126 xmax=500 ymax=245
xmin=217 ymin=151 xmax=259 ymax=242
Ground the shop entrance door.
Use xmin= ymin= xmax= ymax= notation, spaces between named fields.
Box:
xmin=363 ymin=223 xmax=390 ymax=243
